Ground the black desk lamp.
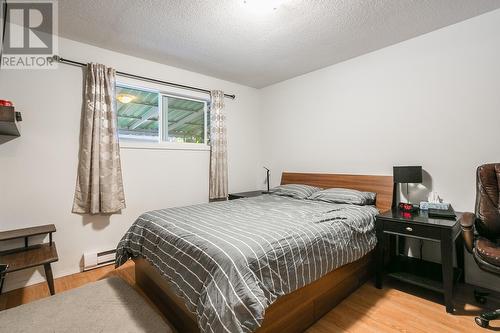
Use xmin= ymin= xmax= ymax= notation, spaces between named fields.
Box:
xmin=263 ymin=167 xmax=270 ymax=193
xmin=393 ymin=166 xmax=422 ymax=210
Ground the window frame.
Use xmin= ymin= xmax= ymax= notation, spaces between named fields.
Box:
xmin=116 ymin=83 xmax=210 ymax=151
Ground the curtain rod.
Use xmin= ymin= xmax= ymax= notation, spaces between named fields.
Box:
xmin=52 ymin=55 xmax=236 ymax=100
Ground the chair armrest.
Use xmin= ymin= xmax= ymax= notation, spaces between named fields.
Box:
xmin=459 ymin=212 xmax=475 ymax=253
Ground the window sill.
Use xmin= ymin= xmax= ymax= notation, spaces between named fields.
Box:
xmin=119 ymin=142 xmax=210 ymax=151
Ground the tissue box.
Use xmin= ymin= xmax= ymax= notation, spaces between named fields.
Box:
xmin=420 ymin=202 xmax=450 ymax=210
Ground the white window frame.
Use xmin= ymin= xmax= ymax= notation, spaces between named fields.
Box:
xmin=116 ymin=83 xmax=210 ymax=151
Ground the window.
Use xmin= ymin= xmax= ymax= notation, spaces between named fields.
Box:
xmin=116 ymin=84 xmax=208 ymax=145
xmin=117 ymin=86 xmax=160 ymax=141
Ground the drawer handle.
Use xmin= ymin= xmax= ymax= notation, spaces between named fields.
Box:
xmin=405 ymin=227 xmax=413 ymax=232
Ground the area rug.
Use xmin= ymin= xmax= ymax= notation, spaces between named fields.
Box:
xmin=0 ymin=277 xmax=175 ymax=333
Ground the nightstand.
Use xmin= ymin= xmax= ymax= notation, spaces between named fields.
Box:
xmin=228 ymin=190 xmax=267 ymax=200
xmin=375 ymin=208 xmax=464 ymax=313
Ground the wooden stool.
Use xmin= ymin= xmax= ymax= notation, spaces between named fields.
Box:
xmin=0 ymin=224 xmax=58 ymax=295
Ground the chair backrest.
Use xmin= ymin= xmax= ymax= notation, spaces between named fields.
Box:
xmin=475 ymin=163 xmax=500 ymax=239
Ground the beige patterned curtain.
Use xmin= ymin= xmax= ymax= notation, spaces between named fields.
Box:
xmin=209 ymin=90 xmax=228 ymax=200
xmin=72 ymin=63 xmax=126 ymax=214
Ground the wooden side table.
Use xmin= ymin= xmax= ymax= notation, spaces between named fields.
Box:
xmin=0 ymin=264 xmax=7 ymax=293
xmin=0 ymin=224 xmax=58 ymax=295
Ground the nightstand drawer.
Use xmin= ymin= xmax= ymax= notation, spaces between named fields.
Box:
xmin=382 ymin=220 xmax=439 ymax=240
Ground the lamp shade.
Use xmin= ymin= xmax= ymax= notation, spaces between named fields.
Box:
xmin=393 ymin=166 xmax=422 ymax=183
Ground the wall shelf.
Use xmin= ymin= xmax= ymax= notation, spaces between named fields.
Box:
xmin=0 ymin=106 xmax=21 ymax=139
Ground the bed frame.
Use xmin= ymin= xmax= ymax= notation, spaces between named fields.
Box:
xmin=134 ymin=172 xmax=393 ymax=333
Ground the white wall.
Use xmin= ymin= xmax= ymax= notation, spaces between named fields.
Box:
xmin=2 ymin=9 xmax=500 ymax=293
xmin=260 ymin=9 xmax=500 ymax=291
xmin=0 ymin=37 xmax=262 ymax=291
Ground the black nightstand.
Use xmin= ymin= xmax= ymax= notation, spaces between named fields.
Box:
xmin=375 ymin=208 xmax=464 ymax=313
xmin=228 ymin=190 xmax=267 ymax=200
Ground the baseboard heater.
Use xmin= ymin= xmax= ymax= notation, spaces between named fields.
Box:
xmin=83 ymin=249 xmax=116 ymax=271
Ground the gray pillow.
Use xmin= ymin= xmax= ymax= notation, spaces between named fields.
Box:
xmin=269 ymin=184 xmax=322 ymax=200
xmin=308 ymin=188 xmax=376 ymax=205
xmin=363 ymin=191 xmax=377 ymax=205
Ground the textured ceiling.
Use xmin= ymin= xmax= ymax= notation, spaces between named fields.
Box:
xmin=58 ymin=0 xmax=500 ymax=88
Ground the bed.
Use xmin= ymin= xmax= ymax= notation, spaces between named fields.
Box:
xmin=116 ymin=172 xmax=393 ymax=333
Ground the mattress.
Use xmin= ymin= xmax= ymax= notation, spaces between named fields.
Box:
xmin=116 ymin=194 xmax=378 ymax=333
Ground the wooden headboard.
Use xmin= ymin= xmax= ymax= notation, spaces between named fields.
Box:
xmin=281 ymin=172 xmax=394 ymax=212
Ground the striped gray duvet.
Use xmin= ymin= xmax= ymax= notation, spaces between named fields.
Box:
xmin=116 ymin=194 xmax=378 ymax=333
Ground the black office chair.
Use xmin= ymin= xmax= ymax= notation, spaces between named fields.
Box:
xmin=460 ymin=163 xmax=500 ymax=328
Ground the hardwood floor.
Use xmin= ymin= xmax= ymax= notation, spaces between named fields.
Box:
xmin=1 ymin=261 xmax=498 ymax=332
xmin=306 ymin=280 xmax=499 ymax=333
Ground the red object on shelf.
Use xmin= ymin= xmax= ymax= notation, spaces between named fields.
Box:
xmin=398 ymin=202 xmax=419 ymax=213
xmin=0 ymin=100 xmax=14 ymax=107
